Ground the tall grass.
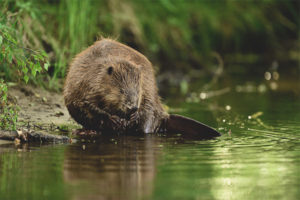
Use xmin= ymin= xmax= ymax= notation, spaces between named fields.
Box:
xmin=1 ymin=0 xmax=299 ymax=81
xmin=58 ymin=0 xmax=299 ymax=75
xmin=54 ymin=0 xmax=100 ymax=78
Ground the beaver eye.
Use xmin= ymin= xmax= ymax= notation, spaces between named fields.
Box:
xmin=107 ymin=66 xmax=113 ymax=75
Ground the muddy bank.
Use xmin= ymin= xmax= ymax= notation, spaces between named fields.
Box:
xmin=7 ymin=84 xmax=79 ymax=135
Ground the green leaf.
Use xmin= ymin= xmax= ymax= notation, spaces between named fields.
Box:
xmin=3 ymin=94 xmax=7 ymax=101
xmin=21 ymin=60 xmax=26 ymax=67
xmin=36 ymin=62 xmax=42 ymax=70
xmin=44 ymin=62 xmax=49 ymax=71
xmin=37 ymin=53 xmax=43 ymax=60
xmin=0 ymin=35 xmax=2 ymax=45
xmin=29 ymin=61 xmax=34 ymax=69
xmin=17 ymin=60 xmax=22 ymax=67
xmin=24 ymin=75 xmax=29 ymax=83
xmin=41 ymin=51 xmax=48 ymax=58
xmin=33 ymin=54 xmax=38 ymax=61
xmin=32 ymin=68 xmax=37 ymax=77
xmin=7 ymin=52 xmax=13 ymax=64
xmin=22 ymin=66 xmax=28 ymax=74
xmin=36 ymin=64 xmax=42 ymax=73
xmin=3 ymin=85 xmax=7 ymax=92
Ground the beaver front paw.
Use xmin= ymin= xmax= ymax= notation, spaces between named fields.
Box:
xmin=130 ymin=111 xmax=139 ymax=123
xmin=108 ymin=115 xmax=127 ymax=132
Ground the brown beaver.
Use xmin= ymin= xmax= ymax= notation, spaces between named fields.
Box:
xmin=64 ymin=39 xmax=221 ymax=139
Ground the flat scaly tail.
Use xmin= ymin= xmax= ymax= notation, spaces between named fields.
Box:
xmin=165 ymin=114 xmax=221 ymax=139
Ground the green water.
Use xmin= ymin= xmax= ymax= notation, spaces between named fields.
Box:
xmin=0 ymin=90 xmax=299 ymax=200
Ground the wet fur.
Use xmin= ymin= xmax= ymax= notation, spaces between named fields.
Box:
xmin=64 ymin=39 xmax=168 ymax=133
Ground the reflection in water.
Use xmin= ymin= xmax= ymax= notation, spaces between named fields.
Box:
xmin=0 ymin=92 xmax=299 ymax=200
xmin=64 ymin=135 xmax=165 ymax=200
xmin=210 ymin=94 xmax=300 ymax=200
xmin=210 ymin=132 xmax=300 ymax=200
xmin=0 ymin=144 xmax=68 ymax=200
xmin=150 ymin=94 xmax=300 ymax=200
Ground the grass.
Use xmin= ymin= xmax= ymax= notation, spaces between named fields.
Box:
xmin=9 ymin=0 xmax=297 ymax=80
xmin=2 ymin=0 xmax=299 ymax=79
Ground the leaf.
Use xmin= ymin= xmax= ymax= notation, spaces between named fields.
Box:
xmin=41 ymin=51 xmax=48 ymax=58
xmin=37 ymin=53 xmax=43 ymax=60
xmin=21 ymin=60 xmax=26 ymax=67
xmin=3 ymin=85 xmax=7 ymax=92
xmin=7 ymin=52 xmax=13 ymax=64
xmin=44 ymin=62 xmax=49 ymax=71
xmin=32 ymin=68 xmax=36 ymax=77
xmin=29 ymin=61 xmax=34 ymax=69
xmin=2 ymin=94 xmax=7 ymax=101
xmin=30 ymin=11 xmax=37 ymax=19
xmin=24 ymin=75 xmax=29 ymax=83
xmin=36 ymin=62 xmax=42 ymax=70
xmin=17 ymin=60 xmax=22 ymax=67
xmin=36 ymin=66 xmax=41 ymax=73
xmin=0 ymin=35 xmax=2 ymax=45
xmin=22 ymin=66 xmax=28 ymax=74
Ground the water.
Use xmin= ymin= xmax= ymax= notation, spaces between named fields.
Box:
xmin=0 ymin=89 xmax=299 ymax=200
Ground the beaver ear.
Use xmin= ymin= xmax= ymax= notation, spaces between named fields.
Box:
xmin=107 ymin=66 xmax=113 ymax=75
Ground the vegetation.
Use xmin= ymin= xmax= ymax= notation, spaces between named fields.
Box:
xmin=0 ymin=1 xmax=49 ymax=82
xmin=2 ymin=0 xmax=299 ymax=79
xmin=0 ymin=80 xmax=18 ymax=130
xmin=0 ymin=1 xmax=50 ymax=129
xmin=0 ymin=0 xmax=299 ymax=129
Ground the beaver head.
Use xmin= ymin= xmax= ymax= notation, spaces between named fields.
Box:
xmin=94 ymin=60 xmax=142 ymax=118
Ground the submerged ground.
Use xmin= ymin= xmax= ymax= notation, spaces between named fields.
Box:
xmin=0 ymin=67 xmax=299 ymax=200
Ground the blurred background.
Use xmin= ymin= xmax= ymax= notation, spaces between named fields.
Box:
xmin=0 ymin=0 xmax=299 ymax=115
xmin=1 ymin=0 xmax=299 ymax=86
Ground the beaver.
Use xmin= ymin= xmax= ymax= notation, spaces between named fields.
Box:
xmin=64 ymin=39 xmax=221 ymax=139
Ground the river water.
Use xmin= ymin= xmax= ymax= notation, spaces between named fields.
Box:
xmin=0 ymin=78 xmax=299 ymax=200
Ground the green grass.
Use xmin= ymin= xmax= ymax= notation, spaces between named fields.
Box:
xmin=1 ymin=0 xmax=299 ymax=83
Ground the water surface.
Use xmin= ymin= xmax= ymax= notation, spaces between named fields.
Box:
xmin=0 ymin=88 xmax=299 ymax=200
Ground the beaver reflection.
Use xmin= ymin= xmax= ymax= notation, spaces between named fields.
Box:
xmin=63 ymin=135 xmax=164 ymax=200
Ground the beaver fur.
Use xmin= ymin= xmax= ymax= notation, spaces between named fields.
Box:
xmin=64 ymin=39 xmax=168 ymax=134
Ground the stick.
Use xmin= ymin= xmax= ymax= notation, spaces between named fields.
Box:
xmin=0 ymin=130 xmax=70 ymax=143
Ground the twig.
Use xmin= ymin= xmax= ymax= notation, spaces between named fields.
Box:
xmin=202 ymin=52 xmax=224 ymax=91
xmin=0 ymin=129 xmax=70 ymax=143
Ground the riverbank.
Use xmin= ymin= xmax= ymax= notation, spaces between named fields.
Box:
xmin=6 ymin=84 xmax=78 ymax=136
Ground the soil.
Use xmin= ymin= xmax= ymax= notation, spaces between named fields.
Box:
xmin=8 ymin=84 xmax=79 ymax=134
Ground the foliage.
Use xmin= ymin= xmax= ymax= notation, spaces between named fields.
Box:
xmin=0 ymin=80 xmax=18 ymax=130
xmin=2 ymin=0 xmax=296 ymax=80
xmin=0 ymin=1 xmax=49 ymax=83
xmin=0 ymin=1 xmax=49 ymax=130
